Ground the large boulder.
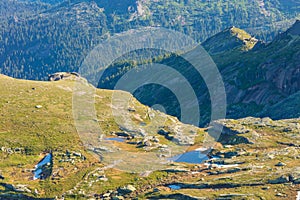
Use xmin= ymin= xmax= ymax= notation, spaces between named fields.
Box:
xmin=118 ymin=184 xmax=136 ymax=194
xmin=268 ymin=175 xmax=290 ymax=184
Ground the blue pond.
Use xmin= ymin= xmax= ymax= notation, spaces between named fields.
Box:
xmin=168 ymin=185 xmax=181 ymax=190
xmin=170 ymin=150 xmax=208 ymax=164
xmin=105 ymin=137 xmax=125 ymax=142
xmin=34 ymin=153 xmax=53 ymax=180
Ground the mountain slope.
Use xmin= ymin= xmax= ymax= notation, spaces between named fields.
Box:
xmin=0 ymin=0 xmax=49 ymax=20
xmin=0 ymin=1 xmax=108 ymax=80
xmin=261 ymin=91 xmax=300 ymax=119
xmin=0 ymin=74 xmax=207 ymax=198
xmin=0 ymin=0 xmax=299 ymax=80
xmin=97 ymin=21 xmax=300 ymax=125
xmin=202 ymin=26 xmax=258 ymax=55
xmin=1 ymin=75 xmax=300 ymax=199
xmin=206 ymin=20 xmax=300 ymax=119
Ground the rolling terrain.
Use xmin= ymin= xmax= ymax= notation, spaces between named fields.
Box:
xmin=0 ymin=74 xmax=300 ymax=199
xmin=1 ymin=1 xmax=300 ymax=199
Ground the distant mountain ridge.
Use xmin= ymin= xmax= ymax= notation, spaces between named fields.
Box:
xmin=97 ymin=20 xmax=300 ymax=125
xmin=1 ymin=0 xmax=299 ymax=80
xmin=206 ymin=20 xmax=300 ymax=120
xmin=204 ymin=20 xmax=300 ymax=120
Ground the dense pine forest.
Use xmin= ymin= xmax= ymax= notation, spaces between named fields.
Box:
xmin=0 ymin=0 xmax=299 ymax=80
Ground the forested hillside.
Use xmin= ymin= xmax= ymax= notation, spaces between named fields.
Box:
xmin=0 ymin=0 xmax=299 ymax=80
xmin=98 ymin=21 xmax=300 ymax=125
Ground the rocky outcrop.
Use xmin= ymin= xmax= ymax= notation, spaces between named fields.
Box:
xmin=0 ymin=183 xmax=31 ymax=193
xmin=0 ymin=147 xmax=25 ymax=154
xmin=204 ymin=20 xmax=300 ymax=121
xmin=210 ymin=117 xmax=300 ymax=145
xmin=48 ymin=72 xmax=80 ymax=81
xmin=202 ymin=27 xmax=258 ymax=55
xmin=268 ymin=175 xmax=290 ymax=184
xmin=118 ymin=185 xmax=136 ymax=194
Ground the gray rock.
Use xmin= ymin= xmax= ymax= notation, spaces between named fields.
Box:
xmin=224 ymin=151 xmax=238 ymax=158
xmin=99 ymin=175 xmax=108 ymax=182
xmin=157 ymin=129 xmax=169 ymax=136
xmin=159 ymin=144 xmax=168 ymax=148
xmin=103 ymin=193 xmax=111 ymax=198
xmin=275 ymin=162 xmax=286 ymax=167
xmin=118 ymin=184 xmax=136 ymax=194
xmin=128 ymin=107 xmax=136 ymax=112
xmin=153 ymin=137 xmax=160 ymax=143
xmin=164 ymin=168 xmax=190 ymax=173
xmin=293 ymin=178 xmax=300 ymax=184
xmin=112 ymin=196 xmax=124 ymax=200
xmin=143 ymin=139 xmax=152 ymax=147
xmin=13 ymin=184 xmax=31 ymax=193
xmin=48 ymin=72 xmax=78 ymax=81
xmin=115 ymin=132 xmax=130 ymax=137
xmin=268 ymin=175 xmax=290 ymax=184
xmin=70 ymin=72 xmax=80 ymax=77
xmin=290 ymin=173 xmax=300 ymax=184
xmin=34 ymin=189 xmax=39 ymax=194
xmin=261 ymin=186 xmax=270 ymax=190
xmin=6 ymin=148 xmax=13 ymax=154
xmin=275 ymin=193 xmax=286 ymax=197
xmin=73 ymin=152 xmax=82 ymax=157
xmin=14 ymin=148 xmax=23 ymax=153
xmin=93 ymin=147 xmax=113 ymax=153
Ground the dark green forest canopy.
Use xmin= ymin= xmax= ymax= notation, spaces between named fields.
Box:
xmin=0 ymin=0 xmax=299 ymax=80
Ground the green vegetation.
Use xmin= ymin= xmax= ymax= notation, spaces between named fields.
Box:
xmin=0 ymin=75 xmax=299 ymax=199
xmin=96 ymin=21 xmax=300 ymax=125
xmin=0 ymin=0 xmax=299 ymax=80
xmin=0 ymin=74 xmax=206 ymax=198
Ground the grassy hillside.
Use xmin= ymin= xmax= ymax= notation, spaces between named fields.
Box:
xmin=202 ymin=26 xmax=258 ymax=55
xmin=1 ymin=74 xmax=300 ymax=199
xmin=0 ymin=74 xmax=207 ymax=199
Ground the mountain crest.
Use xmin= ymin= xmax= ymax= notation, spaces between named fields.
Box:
xmin=202 ymin=27 xmax=258 ymax=55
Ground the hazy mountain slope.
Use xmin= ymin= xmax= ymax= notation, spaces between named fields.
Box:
xmin=24 ymin=0 xmax=64 ymax=5
xmin=98 ymin=21 xmax=300 ymax=125
xmin=0 ymin=1 xmax=108 ymax=80
xmin=202 ymin=20 xmax=300 ymax=119
xmin=260 ymin=91 xmax=300 ymax=119
xmin=219 ymin=20 xmax=300 ymax=100
xmin=0 ymin=0 xmax=49 ymax=20
xmin=205 ymin=20 xmax=300 ymax=120
xmin=1 ymin=0 xmax=299 ymax=80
